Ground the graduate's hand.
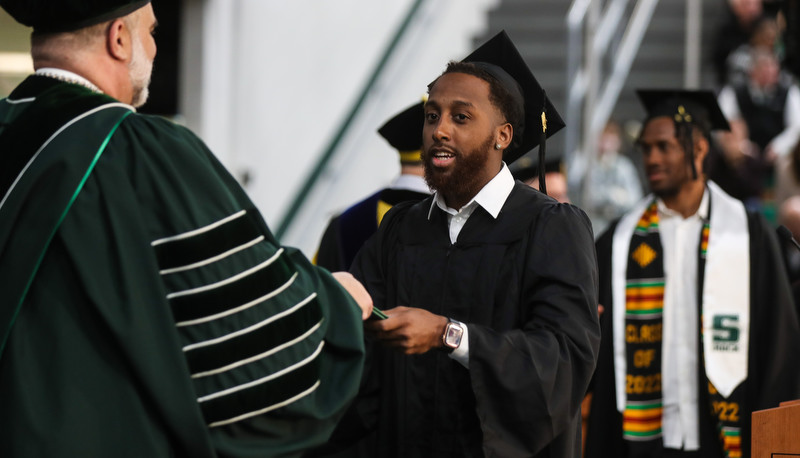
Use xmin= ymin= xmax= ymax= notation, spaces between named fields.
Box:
xmin=365 ymin=306 xmax=448 ymax=354
xmin=331 ymin=272 xmax=373 ymax=321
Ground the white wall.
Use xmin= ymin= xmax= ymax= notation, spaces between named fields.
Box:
xmin=181 ymin=0 xmax=498 ymax=256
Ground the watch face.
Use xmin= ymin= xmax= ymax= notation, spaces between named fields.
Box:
xmin=445 ymin=322 xmax=463 ymax=348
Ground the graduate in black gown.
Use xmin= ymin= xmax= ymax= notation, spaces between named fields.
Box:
xmin=315 ymin=101 xmax=430 ymax=272
xmin=510 ymin=147 xmax=570 ymax=203
xmin=322 ymin=31 xmax=600 ymax=458
xmin=584 ymin=90 xmax=800 ymax=458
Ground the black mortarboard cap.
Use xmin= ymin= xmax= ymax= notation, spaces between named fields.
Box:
xmin=1 ymin=0 xmax=150 ymax=33
xmin=510 ymin=148 xmax=564 ymax=183
xmin=378 ymin=100 xmax=425 ymax=162
xmin=637 ymin=89 xmax=730 ymax=179
xmin=461 ymin=30 xmax=565 ymax=167
xmin=636 ymin=89 xmax=731 ymax=132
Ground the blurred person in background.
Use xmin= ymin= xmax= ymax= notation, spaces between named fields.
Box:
xmin=706 ymin=113 xmax=764 ymax=207
xmin=719 ymin=47 xmax=800 ymax=164
xmin=712 ymin=0 xmax=766 ymax=86
xmin=774 ymin=135 xmax=800 ymax=208
xmin=580 ymin=120 xmax=644 ymax=236
xmin=718 ymin=47 xmax=800 ymax=217
xmin=315 ymin=100 xmax=430 ymax=272
xmin=510 ymin=148 xmax=571 ymax=203
xmin=725 ymin=15 xmax=782 ymax=86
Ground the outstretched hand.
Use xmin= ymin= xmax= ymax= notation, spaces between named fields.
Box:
xmin=331 ymin=272 xmax=373 ymax=321
xmin=365 ymin=306 xmax=448 ymax=354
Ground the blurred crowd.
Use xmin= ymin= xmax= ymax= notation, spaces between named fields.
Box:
xmin=570 ymin=0 xmax=800 ymax=286
xmin=710 ymin=0 xmax=800 ymax=222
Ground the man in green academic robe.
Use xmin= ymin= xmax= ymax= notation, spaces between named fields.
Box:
xmin=0 ymin=1 xmax=371 ymax=456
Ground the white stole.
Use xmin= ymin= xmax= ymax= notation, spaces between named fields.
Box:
xmin=612 ymin=181 xmax=750 ymax=412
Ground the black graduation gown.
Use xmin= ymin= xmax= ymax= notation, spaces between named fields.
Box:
xmin=315 ymin=187 xmax=429 ymax=272
xmin=585 ymin=211 xmax=800 ymax=458
xmin=330 ymin=182 xmax=600 ymax=457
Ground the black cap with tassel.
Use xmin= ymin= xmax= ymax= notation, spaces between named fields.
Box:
xmin=460 ymin=30 xmax=566 ymax=176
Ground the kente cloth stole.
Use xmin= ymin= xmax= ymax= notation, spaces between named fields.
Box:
xmin=623 ymin=200 xmax=743 ymax=458
xmin=623 ymin=200 xmax=665 ymax=448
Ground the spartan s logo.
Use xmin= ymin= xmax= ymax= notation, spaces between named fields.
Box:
xmin=712 ymin=315 xmax=740 ymax=351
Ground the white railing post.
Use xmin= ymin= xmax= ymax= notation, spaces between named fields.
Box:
xmin=684 ymin=0 xmax=702 ymax=88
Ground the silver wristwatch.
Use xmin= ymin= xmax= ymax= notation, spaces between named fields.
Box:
xmin=442 ymin=318 xmax=464 ymax=353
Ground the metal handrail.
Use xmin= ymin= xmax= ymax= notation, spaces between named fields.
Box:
xmin=590 ymin=0 xmax=659 ymax=137
xmin=567 ymin=0 xmax=592 ymax=26
xmin=566 ymin=0 xmax=707 ymax=168
xmin=684 ymin=0 xmax=702 ymax=88
xmin=564 ymin=0 xmax=590 ymax=166
xmin=565 ymin=0 xmax=660 ymax=207
xmin=591 ymin=0 xmax=630 ymax=57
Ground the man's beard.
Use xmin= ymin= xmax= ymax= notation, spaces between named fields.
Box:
xmin=129 ymin=34 xmax=153 ymax=108
xmin=652 ymin=183 xmax=681 ymax=200
xmin=647 ymin=162 xmax=693 ymax=200
xmin=423 ymin=133 xmax=495 ymax=205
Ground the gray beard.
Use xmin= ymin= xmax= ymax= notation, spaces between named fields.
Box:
xmin=129 ymin=36 xmax=153 ymax=108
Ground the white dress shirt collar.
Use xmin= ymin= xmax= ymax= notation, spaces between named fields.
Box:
xmin=427 ymin=162 xmax=515 ymax=220
xmin=655 ymin=186 xmax=710 ymax=221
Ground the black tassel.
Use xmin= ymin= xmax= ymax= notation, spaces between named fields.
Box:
xmin=538 ymin=130 xmax=547 ymax=194
xmin=539 ymin=88 xmax=548 ymax=195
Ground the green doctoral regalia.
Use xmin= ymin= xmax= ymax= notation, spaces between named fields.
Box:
xmin=0 ymin=75 xmax=365 ymax=457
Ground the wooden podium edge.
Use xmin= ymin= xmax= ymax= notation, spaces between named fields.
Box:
xmin=752 ymin=399 xmax=800 ymax=458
